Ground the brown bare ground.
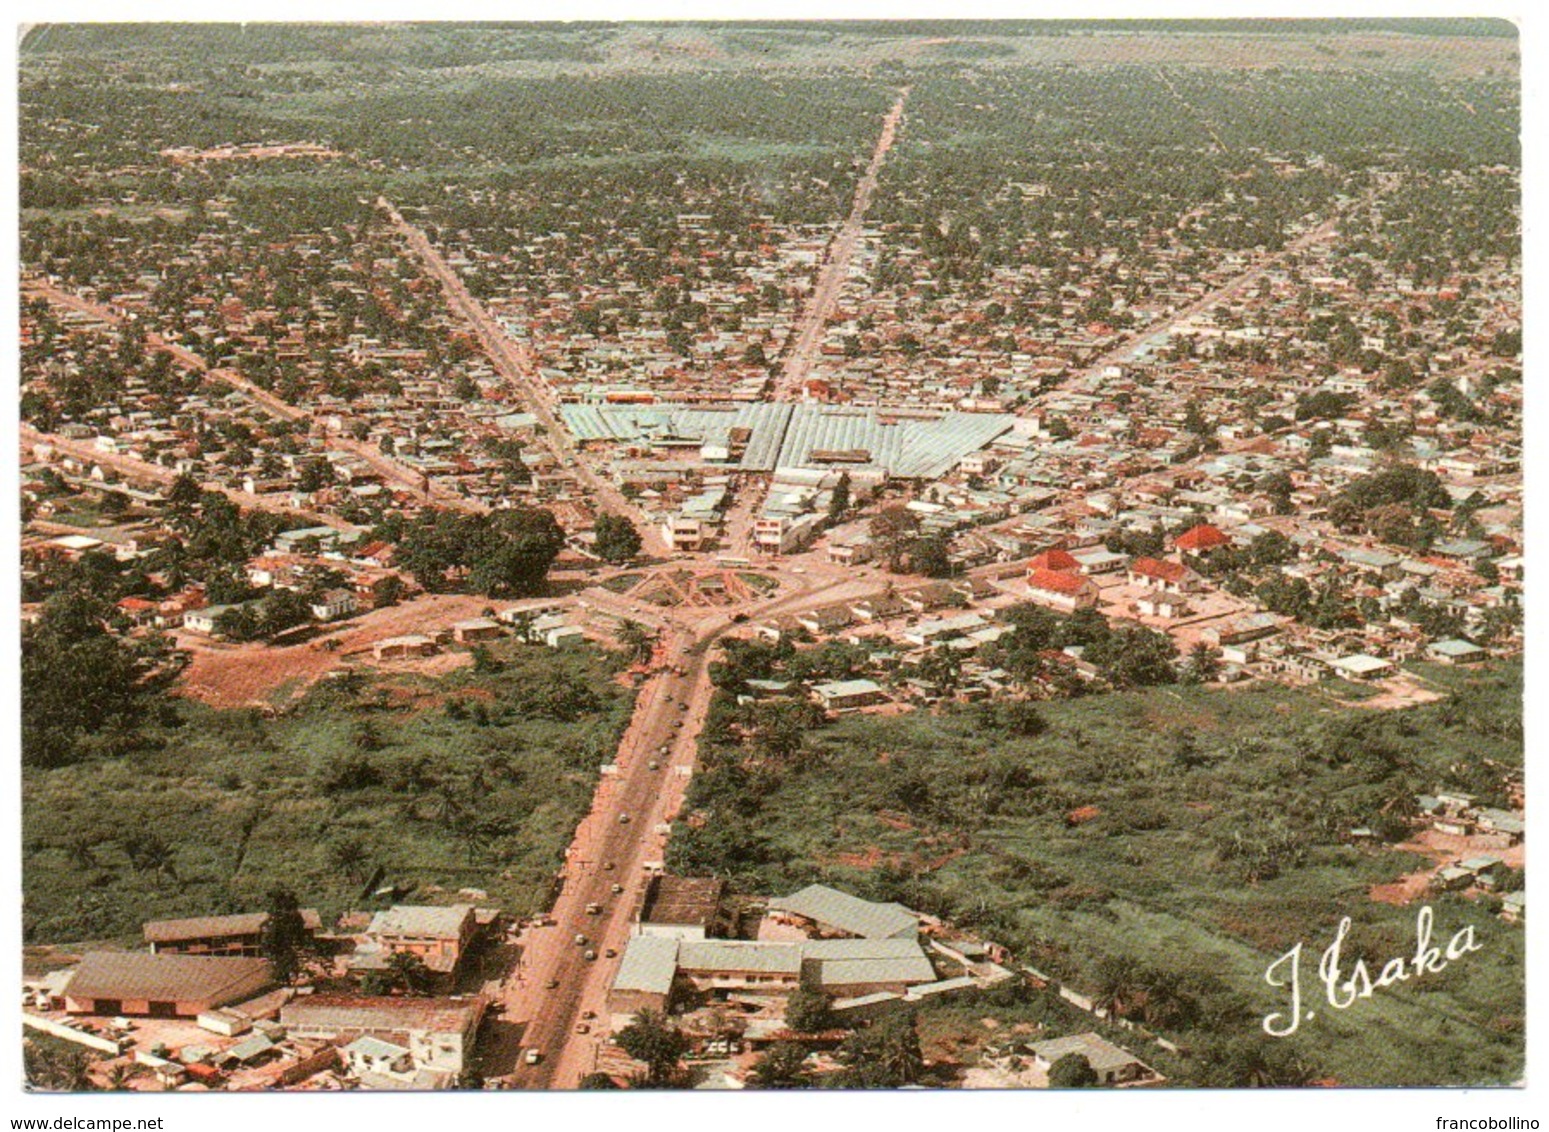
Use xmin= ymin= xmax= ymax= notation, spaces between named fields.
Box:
xmin=832 ymin=845 xmax=886 ymax=870
xmin=1369 ymin=829 xmax=1523 ymax=905
xmin=174 ymin=593 xmax=499 ymax=708
xmin=1351 ymin=674 xmax=1445 ymax=711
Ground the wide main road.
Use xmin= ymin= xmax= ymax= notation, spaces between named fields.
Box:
xmin=375 ymin=199 xmax=664 ymax=554
xmin=502 ymin=567 xmax=877 ymax=1088
xmin=772 ymin=87 xmax=909 ymax=401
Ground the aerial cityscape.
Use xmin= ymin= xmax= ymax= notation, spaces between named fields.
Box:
xmin=18 ymin=20 xmax=1523 ymax=1094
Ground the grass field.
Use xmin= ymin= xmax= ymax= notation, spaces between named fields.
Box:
xmin=669 ymin=663 xmax=1524 ymax=1086
xmin=22 ymin=639 xmax=635 ymax=945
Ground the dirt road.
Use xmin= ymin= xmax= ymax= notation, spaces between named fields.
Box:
xmin=20 ymin=424 xmax=351 ymax=530
xmin=375 ymin=200 xmax=662 ymax=553
xmin=24 ymin=279 xmax=475 ymax=511
xmin=772 ymin=87 xmax=909 ymax=400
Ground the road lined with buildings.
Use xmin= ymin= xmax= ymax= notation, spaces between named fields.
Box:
xmin=1055 ymin=182 xmax=1385 ymax=394
xmin=19 ymin=423 xmax=352 ymax=530
xmin=772 ymin=87 xmax=909 ymax=401
xmin=376 ymin=198 xmax=665 ymax=554
xmin=501 ymin=564 xmax=877 ymax=1088
xmin=24 ymin=277 xmax=476 ymax=512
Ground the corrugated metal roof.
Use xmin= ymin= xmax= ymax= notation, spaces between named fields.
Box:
xmin=65 ymin=953 xmax=273 ymax=1007
xmin=612 ymin=937 xmax=679 ymax=995
xmin=281 ymin=995 xmax=484 ymax=1035
xmin=145 ymin=909 xmax=324 ymax=944
xmin=810 ymin=955 xmax=937 ymax=988
xmin=678 ymin=941 xmax=803 ymax=975
xmin=366 ymin=905 xmax=472 ymax=940
xmin=769 ymin=885 xmax=918 ymax=940
xmin=559 ymin=402 xmax=1013 ymax=478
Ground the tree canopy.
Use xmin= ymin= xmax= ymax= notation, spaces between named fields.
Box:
xmin=22 ymin=592 xmax=177 ymax=768
xmin=398 ymin=506 xmax=566 ymax=596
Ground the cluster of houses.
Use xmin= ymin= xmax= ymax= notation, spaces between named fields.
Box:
xmin=603 ymin=876 xmax=1165 ymax=1088
xmin=606 ymin=879 xmax=1014 ymax=1043
xmin=23 ymin=901 xmax=503 ymax=1091
xmin=1412 ymin=788 xmax=1525 ymax=919
xmin=21 ymin=206 xmax=609 ymax=531
xmin=370 ymin=602 xmax=587 ymax=661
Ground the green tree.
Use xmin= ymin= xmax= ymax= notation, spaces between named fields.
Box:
xmin=1184 ymin=643 xmax=1222 ymax=684
xmin=22 ymin=592 xmax=171 ymax=768
xmin=386 ymin=951 xmax=436 ymax=995
xmin=750 ymin=1042 xmax=811 ymax=1089
xmin=578 ymin=1072 xmax=620 ymax=1089
xmin=594 ymin=513 xmax=643 ymax=564
xmin=615 ymin=1007 xmax=688 ymax=1087
xmin=909 ymin=534 xmax=953 ymax=578
xmin=260 ymin=887 xmax=314 ymax=984
xmin=784 ymin=987 xmax=833 ymax=1033
xmin=24 ymin=1036 xmax=94 ymax=1091
xmin=869 ymin=505 xmax=921 ymax=571
xmin=1049 ymin=1052 xmax=1099 ymax=1088
xmin=827 ymin=471 xmax=852 ymax=523
xmin=617 ymin=619 xmax=657 ymax=665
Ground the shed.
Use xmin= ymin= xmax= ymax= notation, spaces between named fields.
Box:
xmin=63 ymin=953 xmax=273 ymax=1018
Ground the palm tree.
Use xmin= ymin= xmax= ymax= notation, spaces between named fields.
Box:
xmin=874 ymin=1013 xmax=925 ymax=1086
xmin=326 ymin=835 xmax=370 ymax=884
xmin=617 ymin=619 xmax=656 ymax=665
xmin=1089 ymin=955 xmax=1139 ymax=1021
xmin=121 ymin=830 xmax=178 ymax=888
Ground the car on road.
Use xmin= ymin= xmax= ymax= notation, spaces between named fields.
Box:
xmin=618 ymin=813 xmax=630 ymax=824
xmin=575 ymin=1022 xmax=591 ymax=1034
xmin=586 ymin=902 xmax=602 ymax=915
xmin=545 ymin=978 xmax=559 ymax=989
xmin=575 ymin=933 xmax=588 ymax=946
xmin=603 ymin=861 xmax=615 ymax=871
xmin=581 ymin=1010 xmax=596 ymax=1020
xmin=584 ymin=949 xmax=597 ymax=961
xmin=648 ymin=760 xmax=660 ymax=771
xmin=525 ymin=1049 xmax=542 ymax=1065
xmin=604 ymin=948 xmax=618 ymax=959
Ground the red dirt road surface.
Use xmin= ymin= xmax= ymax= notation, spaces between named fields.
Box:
xmin=174 ymin=594 xmax=498 ymax=708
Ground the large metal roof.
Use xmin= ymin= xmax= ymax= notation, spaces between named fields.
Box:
xmin=769 ymin=884 xmax=918 ymax=940
xmin=558 ymin=402 xmax=1014 ymax=478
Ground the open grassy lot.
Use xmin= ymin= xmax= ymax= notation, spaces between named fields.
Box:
xmin=670 ymin=663 xmax=1523 ymax=1086
xmin=22 ymin=639 xmax=635 ymax=945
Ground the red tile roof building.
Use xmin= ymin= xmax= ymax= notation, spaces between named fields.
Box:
xmin=1127 ymin=557 xmax=1201 ymax=593
xmin=1174 ymin=524 xmax=1232 ymax=553
xmin=1025 ymin=567 xmax=1100 ymax=612
xmin=1027 ymin=547 xmax=1080 ymax=572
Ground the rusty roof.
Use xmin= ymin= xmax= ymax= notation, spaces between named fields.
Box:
xmin=65 ymin=953 xmax=273 ymax=1008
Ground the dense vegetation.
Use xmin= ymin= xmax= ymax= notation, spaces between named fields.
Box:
xmin=386 ymin=506 xmax=567 ymax=597
xmin=670 ymin=661 xmax=1524 ymax=1086
xmin=22 ymin=638 xmax=635 ymax=943
xmin=22 ymin=593 xmax=181 ymax=769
